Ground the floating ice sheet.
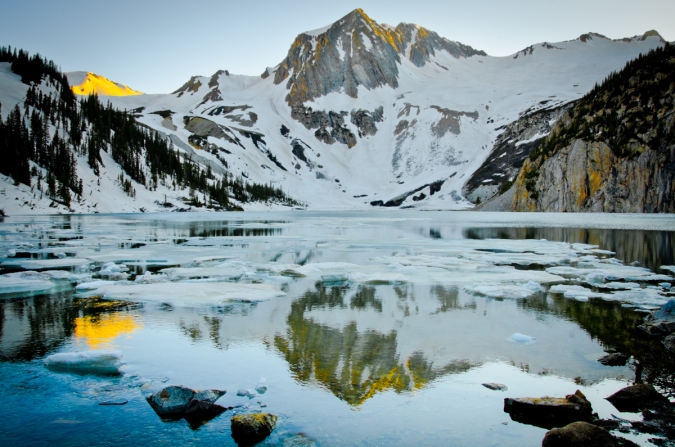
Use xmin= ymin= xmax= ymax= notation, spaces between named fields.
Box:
xmin=0 ymin=271 xmax=56 ymax=295
xmin=465 ymin=281 xmax=542 ymax=299
xmin=44 ymin=350 xmax=123 ymax=375
xmin=77 ymin=281 xmax=285 ymax=306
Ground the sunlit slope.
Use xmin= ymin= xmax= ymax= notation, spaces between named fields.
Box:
xmin=67 ymin=71 xmax=142 ymax=96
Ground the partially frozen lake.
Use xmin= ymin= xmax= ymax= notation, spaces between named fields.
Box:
xmin=0 ymin=211 xmax=674 ymax=446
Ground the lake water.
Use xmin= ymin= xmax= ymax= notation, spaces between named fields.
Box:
xmin=1 ymin=211 xmax=674 ymax=446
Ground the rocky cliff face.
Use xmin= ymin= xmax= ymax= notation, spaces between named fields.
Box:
xmin=511 ymin=141 xmax=675 ymax=212
xmin=463 ymin=102 xmax=574 ymax=204
xmin=273 ymin=8 xmax=485 ymax=105
xmin=511 ymin=43 xmax=675 ymax=213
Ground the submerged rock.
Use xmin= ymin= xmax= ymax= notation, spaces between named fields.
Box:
xmin=598 ymin=353 xmax=629 ymax=367
xmin=283 ymin=433 xmax=317 ymax=447
xmin=483 ymin=383 xmax=508 ymax=391
xmin=99 ymin=399 xmax=128 ymax=406
xmin=231 ymin=413 xmax=278 ymax=445
xmin=542 ymin=421 xmax=616 ymax=447
xmin=184 ymin=399 xmax=227 ymax=426
xmin=605 ymin=384 xmax=669 ymax=413
xmin=504 ymin=390 xmax=593 ymax=429
xmin=663 ymin=333 xmax=675 ymax=351
xmin=255 ymin=378 xmax=267 ymax=394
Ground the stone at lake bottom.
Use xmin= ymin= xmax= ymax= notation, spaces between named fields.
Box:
xmin=605 ymin=384 xmax=669 ymax=413
xmin=283 ymin=433 xmax=317 ymax=447
xmin=542 ymin=421 xmax=616 ymax=447
xmin=146 ymin=386 xmax=195 ymax=417
xmin=598 ymin=353 xmax=629 ymax=367
xmin=99 ymin=399 xmax=128 ymax=406
xmin=483 ymin=383 xmax=508 ymax=391
xmin=231 ymin=413 xmax=278 ymax=445
xmin=184 ymin=398 xmax=226 ymax=426
xmin=664 ymin=333 xmax=675 ymax=352
xmin=504 ymin=390 xmax=593 ymax=429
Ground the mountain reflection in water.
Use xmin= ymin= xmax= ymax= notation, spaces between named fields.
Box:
xmin=273 ymin=284 xmax=476 ymax=406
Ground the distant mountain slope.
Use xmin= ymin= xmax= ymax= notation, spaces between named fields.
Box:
xmin=0 ymin=47 xmax=300 ymax=216
xmin=67 ymin=72 xmax=142 ymax=96
xmin=510 ymin=43 xmax=675 ymax=212
xmin=0 ymin=10 xmax=667 ymax=214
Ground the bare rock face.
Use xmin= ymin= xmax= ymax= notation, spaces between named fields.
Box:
xmin=464 ymin=102 xmax=573 ymax=204
xmin=273 ymin=9 xmax=484 ymax=104
xmin=511 ymin=141 xmax=675 ymax=212
xmin=231 ymin=413 xmax=278 ymax=445
xmin=504 ymin=390 xmax=593 ymax=429
xmin=542 ymin=421 xmax=616 ymax=447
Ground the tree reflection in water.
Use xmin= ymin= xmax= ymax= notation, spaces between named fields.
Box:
xmin=0 ymin=292 xmax=140 ymax=362
xmin=464 ymin=227 xmax=675 ymax=273
xmin=520 ymin=293 xmax=675 ymax=397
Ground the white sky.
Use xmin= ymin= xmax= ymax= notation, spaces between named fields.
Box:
xmin=1 ymin=0 xmax=673 ymax=94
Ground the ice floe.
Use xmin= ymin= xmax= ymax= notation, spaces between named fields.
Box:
xmin=0 ymin=271 xmax=56 ymax=295
xmin=76 ymin=282 xmax=285 ymax=306
xmin=510 ymin=333 xmax=536 ymax=343
xmin=465 ymin=281 xmax=542 ymax=299
xmin=44 ymin=350 xmax=123 ymax=375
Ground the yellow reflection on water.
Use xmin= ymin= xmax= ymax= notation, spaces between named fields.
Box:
xmin=74 ymin=313 xmax=140 ymax=348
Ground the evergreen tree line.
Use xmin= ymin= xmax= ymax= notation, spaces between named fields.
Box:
xmin=0 ymin=46 xmax=301 ymax=209
xmin=530 ymin=43 xmax=674 ymax=162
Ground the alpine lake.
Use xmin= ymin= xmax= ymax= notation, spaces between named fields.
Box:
xmin=1 ymin=211 xmax=674 ymax=447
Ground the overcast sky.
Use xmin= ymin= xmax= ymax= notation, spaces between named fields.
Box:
xmin=1 ymin=0 xmax=673 ymax=93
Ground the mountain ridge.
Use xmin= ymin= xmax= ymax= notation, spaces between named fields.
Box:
xmin=0 ymin=10 xmax=668 ymax=215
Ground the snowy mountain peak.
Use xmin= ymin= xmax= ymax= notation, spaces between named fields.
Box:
xmin=273 ymin=8 xmax=484 ymax=104
xmin=67 ymin=71 xmax=142 ymax=96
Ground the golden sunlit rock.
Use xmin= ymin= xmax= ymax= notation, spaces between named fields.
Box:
xmin=70 ymin=72 xmax=142 ymax=96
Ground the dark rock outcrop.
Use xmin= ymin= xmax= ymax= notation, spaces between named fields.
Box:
xmin=173 ymin=76 xmax=202 ymax=96
xmin=598 ymin=353 xmax=629 ymax=367
xmin=231 ymin=413 xmax=278 ymax=445
xmin=605 ymin=384 xmax=669 ymax=413
xmin=351 ymin=106 xmax=384 ymax=137
xmin=542 ymin=421 xmax=616 ymax=447
xmin=504 ymin=390 xmax=593 ymax=429
xmin=663 ymin=333 xmax=675 ymax=351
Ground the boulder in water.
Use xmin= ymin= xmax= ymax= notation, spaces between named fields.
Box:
xmin=504 ymin=390 xmax=593 ymax=429
xmin=605 ymin=384 xmax=669 ymax=413
xmin=542 ymin=421 xmax=616 ymax=447
xmin=231 ymin=413 xmax=277 ymax=445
